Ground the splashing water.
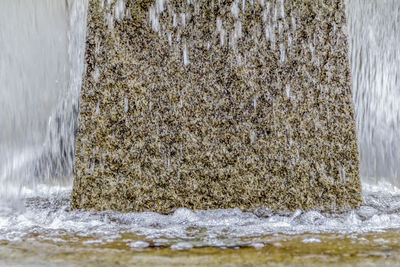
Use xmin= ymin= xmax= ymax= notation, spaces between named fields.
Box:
xmin=0 ymin=0 xmax=400 ymax=251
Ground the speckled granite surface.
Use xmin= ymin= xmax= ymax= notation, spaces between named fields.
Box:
xmin=71 ymin=0 xmax=362 ymax=213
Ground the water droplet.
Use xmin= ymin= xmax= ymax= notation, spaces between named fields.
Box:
xmin=183 ymin=42 xmax=190 ymax=66
xmin=124 ymin=97 xmax=129 ymax=113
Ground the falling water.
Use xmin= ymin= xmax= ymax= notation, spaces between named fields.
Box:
xmin=0 ymin=0 xmax=87 ymax=201
xmin=347 ymin=0 xmax=400 ymax=187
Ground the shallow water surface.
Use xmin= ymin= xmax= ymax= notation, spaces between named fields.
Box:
xmin=1 ymin=182 xmax=400 ymax=265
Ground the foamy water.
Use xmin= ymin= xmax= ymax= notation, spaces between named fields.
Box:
xmin=0 ymin=181 xmax=398 ymax=249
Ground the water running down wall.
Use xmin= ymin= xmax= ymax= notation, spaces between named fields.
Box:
xmin=0 ymin=0 xmax=399 ymax=202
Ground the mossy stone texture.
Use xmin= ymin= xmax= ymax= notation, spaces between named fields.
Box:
xmin=71 ymin=0 xmax=362 ymax=213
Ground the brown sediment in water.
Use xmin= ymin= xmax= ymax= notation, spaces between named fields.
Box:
xmin=1 ymin=231 xmax=400 ymax=266
xmin=72 ymin=0 xmax=361 ymax=213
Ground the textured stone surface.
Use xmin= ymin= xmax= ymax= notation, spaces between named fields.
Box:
xmin=72 ymin=0 xmax=362 ymax=213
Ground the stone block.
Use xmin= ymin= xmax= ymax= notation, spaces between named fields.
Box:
xmin=71 ymin=0 xmax=362 ymax=213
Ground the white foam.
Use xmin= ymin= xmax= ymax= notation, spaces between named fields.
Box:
xmin=0 ymin=184 xmax=399 ymax=248
xmin=302 ymin=237 xmax=321 ymax=243
xmin=129 ymin=240 xmax=150 ymax=248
